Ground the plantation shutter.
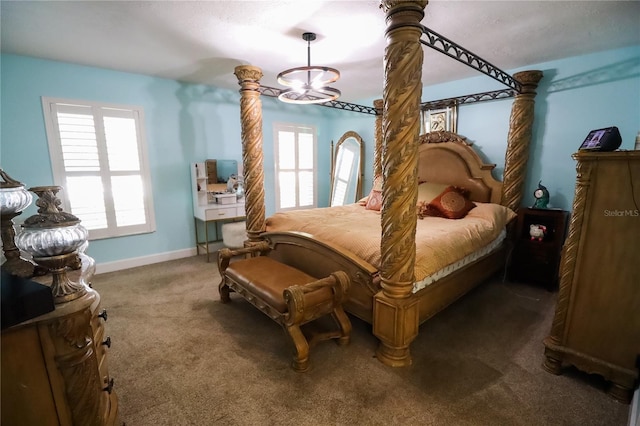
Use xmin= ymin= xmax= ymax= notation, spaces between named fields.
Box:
xmin=274 ymin=124 xmax=317 ymax=211
xmin=43 ymin=97 xmax=156 ymax=240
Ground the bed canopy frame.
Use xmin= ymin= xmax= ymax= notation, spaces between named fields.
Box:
xmin=232 ymin=0 xmax=542 ymax=367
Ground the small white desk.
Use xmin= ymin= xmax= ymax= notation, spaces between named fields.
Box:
xmin=193 ymin=200 xmax=245 ymax=262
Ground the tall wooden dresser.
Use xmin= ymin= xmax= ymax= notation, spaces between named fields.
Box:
xmin=543 ymin=150 xmax=640 ymax=403
xmin=1 ymin=286 xmax=119 ymax=425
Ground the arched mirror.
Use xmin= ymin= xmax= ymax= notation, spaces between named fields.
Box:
xmin=330 ymin=131 xmax=364 ymax=206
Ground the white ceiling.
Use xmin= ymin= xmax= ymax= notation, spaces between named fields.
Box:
xmin=2 ymin=1 xmax=639 ymax=103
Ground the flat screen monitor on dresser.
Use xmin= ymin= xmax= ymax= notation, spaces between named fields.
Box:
xmin=579 ymin=126 xmax=622 ymax=152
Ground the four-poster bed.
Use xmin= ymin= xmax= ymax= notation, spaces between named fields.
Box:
xmin=230 ymin=0 xmax=543 ymax=367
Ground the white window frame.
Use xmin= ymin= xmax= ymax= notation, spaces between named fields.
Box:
xmin=42 ymin=96 xmax=156 ymax=240
xmin=273 ymin=123 xmax=317 ymax=211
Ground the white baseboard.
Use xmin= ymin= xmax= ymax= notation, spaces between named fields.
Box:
xmin=95 ymin=243 xmax=225 ymax=274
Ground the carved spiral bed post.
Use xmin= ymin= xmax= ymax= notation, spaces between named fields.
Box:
xmin=374 ymin=0 xmax=427 ymax=367
xmin=373 ymin=99 xmax=384 ymax=179
xmin=500 ymin=70 xmax=543 ymax=211
xmin=234 ymin=65 xmax=266 ymax=243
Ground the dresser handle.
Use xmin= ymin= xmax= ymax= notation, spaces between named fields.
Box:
xmin=102 ymin=336 xmax=112 ymax=348
xmin=98 ymin=309 xmax=108 ymax=321
xmin=103 ymin=378 xmax=115 ymax=394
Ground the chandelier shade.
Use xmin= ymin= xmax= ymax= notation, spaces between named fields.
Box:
xmin=277 ymin=32 xmax=341 ymax=104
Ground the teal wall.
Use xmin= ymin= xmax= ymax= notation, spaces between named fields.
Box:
xmin=2 ymin=44 xmax=639 ymax=266
xmin=0 ymin=54 xmax=368 ymax=265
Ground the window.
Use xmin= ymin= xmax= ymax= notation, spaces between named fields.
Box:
xmin=273 ymin=123 xmax=317 ymax=211
xmin=42 ymin=97 xmax=155 ymax=240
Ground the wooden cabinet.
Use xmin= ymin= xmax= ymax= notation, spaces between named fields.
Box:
xmin=543 ymin=150 xmax=640 ymax=403
xmin=1 ymin=288 xmax=119 ymax=425
xmin=508 ymin=207 xmax=569 ymax=290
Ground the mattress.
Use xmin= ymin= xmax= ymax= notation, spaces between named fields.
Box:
xmin=266 ymin=202 xmax=516 ymax=290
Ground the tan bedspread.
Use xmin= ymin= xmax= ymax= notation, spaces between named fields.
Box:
xmin=265 ymin=202 xmax=516 ymax=283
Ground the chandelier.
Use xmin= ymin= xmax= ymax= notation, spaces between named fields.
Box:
xmin=277 ymin=32 xmax=341 ymax=104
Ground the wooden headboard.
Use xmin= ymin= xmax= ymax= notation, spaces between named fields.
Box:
xmin=417 ymin=132 xmax=503 ymax=204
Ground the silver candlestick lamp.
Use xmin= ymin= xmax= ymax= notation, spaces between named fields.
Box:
xmin=0 ymin=169 xmax=43 ymax=278
xmin=15 ymin=186 xmax=89 ymax=303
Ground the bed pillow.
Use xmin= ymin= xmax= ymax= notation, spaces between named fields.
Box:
xmin=419 ymin=186 xmax=476 ymax=219
xmin=365 ymin=189 xmax=382 ymax=211
xmin=417 ymin=181 xmax=450 ymax=204
xmin=361 ymin=175 xmax=383 ymax=208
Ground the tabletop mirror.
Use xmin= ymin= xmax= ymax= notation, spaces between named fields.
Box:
xmin=330 ymin=131 xmax=364 ymax=207
xmin=203 ymin=159 xmax=240 ymax=194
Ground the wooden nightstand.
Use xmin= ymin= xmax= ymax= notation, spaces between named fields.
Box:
xmin=508 ymin=207 xmax=569 ymax=290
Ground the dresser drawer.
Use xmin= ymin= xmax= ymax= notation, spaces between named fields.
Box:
xmin=206 ymin=207 xmax=236 ymax=220
xmin=97 ymin=347 xmax=111 ymax=389
xmin=205 ymin=207 xmax=238 ymax=220
xmin=90 ymin=305 xmax=112 ymax=389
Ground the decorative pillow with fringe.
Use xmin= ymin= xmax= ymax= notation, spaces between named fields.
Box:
xmin=365 ymin=189 xmax=382 ymax=211
xmin=417 ymin=181 xmax=449 ymax=204
xmin=361 ymin=175 xmax=383 ymax=208
xmin=419 ymin=186 xmax=476 ymax=219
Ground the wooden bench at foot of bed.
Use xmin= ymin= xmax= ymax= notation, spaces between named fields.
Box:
xmin=217 ymin=243 xmax=352 ymax=372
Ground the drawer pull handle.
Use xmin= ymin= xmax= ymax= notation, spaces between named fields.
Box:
xmin=103 ymin=378 xmax=115 ymax=394
xmin=98 ymin=309 xmax=108 ymax=321
xmin=102 ymin=336 xmax=112 ymax=348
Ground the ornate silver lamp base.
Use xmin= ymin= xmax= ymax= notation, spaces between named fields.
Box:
xmin=1 ymin=212 xmax=46 ymax=278
xmin=0 ymin=169 xmax=44 ymax=278
xmin=14 ymin=185 xmax=90 ymax=304
xmin=33 ymin=252 xmax=87 ymax=304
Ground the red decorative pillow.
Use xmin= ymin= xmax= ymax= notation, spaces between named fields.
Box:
xmin=419 ymin=186 xmax=476 ymax=219
xmin=365 ymin=189 xmax=382 ymax=211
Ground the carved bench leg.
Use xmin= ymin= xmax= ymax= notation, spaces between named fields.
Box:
xmin=218 ymin=280 xmax=231 ymax=303
xmin=332 ymin=306 xmax=352 ymax=346
xmin=286 ymin=324 xmax=310 ymax=373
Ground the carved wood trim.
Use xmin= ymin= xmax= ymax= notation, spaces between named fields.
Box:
xmin=373 ymin=99 xmax=383 ymax=179
xmin=49 ymin=305 xmax=105 ymax=426
xmin=234 ymin=65 xmax=266 ymax=242
xmin=418 ymin=130 xmax=469 ymax=145
xmin=55 ymin=345 xmax=105 ymax=426
xmin=547 ymin=157 xmax=593 ymax=346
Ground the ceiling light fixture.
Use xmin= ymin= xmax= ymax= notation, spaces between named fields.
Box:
xmin=277 ymin=32 xmax=341 ymax=104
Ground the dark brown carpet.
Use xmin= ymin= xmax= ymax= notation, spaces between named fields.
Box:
xmin=93 ymin=255 xmax=630 ymax=425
